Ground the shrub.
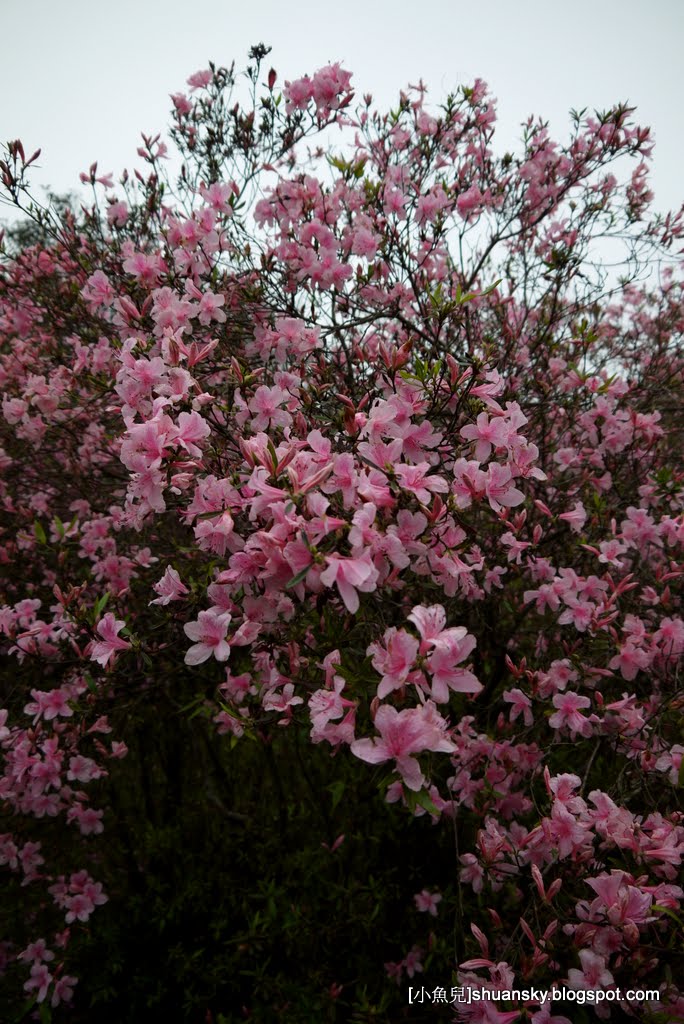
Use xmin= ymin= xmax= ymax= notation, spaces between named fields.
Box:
xmin=1 ymin=44 xmax=683 ymax=1022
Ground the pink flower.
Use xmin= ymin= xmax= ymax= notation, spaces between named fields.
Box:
xmin=90 ymin=614 xmax=131 ymax=668
xmin=414 ymin=888 xmax=442 ymax=916
xmin=558 ymin=501 xmax=587 ymax=533
xmin=187 ymin=68 xmax=212 ymax=91
xmin=196 ymin=290 xmax=226 ymax=326
xmin=320 ymin=554 xmax=379 ymax=613
xmin=654 ymin=616 xmax=684 ymax=659
xmin=454 ymin=460 xmax=485 ymax=512
xmin=403 ymin=945 xmax=423 ymax=978
xmin=367 ymin=628 xmax=419 ymax=699
xmin=548 ymin=804 xmax=589 ymax=858
xmin=457 ymin=184 xmax=484 ymax=219
xmin=586 ymin=871 xmax=654 ymax=926
xmin=107 ymin=200 xmax=128 ymax=227
xmin=407 ymin=604 xmax=464 ymax=652
xmin=485 ymin=463 xmax=525 ymax=513
xmin=19 ymin=939 xmax=54 ymax=963
xmin=459 ymin=852 xmax=485 ymax=893
xmin=407 ymin=612 xmax=480 ymax=701
xmin=310 ymin=62 xmax=353 ymax=114
xmin=150 ymin=566 xmax=190 ymax=606
xmin=557 ymin=598 xmax=594 ymax=632
xmin=262 ymin=683 xmax=304 ymax=721
xmin=175 ymin=411 xmax=211 ymax=457
xmin=503 ymin=688 xmax=533 ymax=726
xmin=283 ymin=75 xmax=314 ymax=113
xmin=24 ymin=962 xmax=52 ymax=1002
xmin=184 ymin=610 xmax=232 ymax=665
xmin=597 ymin=538 xmax=627 ymax=566
xmin=24 ymin=687 xmax=74 ymax=722
xmin=460 ymin=412 xmax=508 ymax=462
xmin=200 ymin=181 xmax=234 ymax=213
xmin=426 ymin=642 xmax=481 ymax=702
xmin=64 ymin=892 xmax=97 ymax=923
xmin=67 ymin=755 xmax=104 ymax=783
xmin=248 ymin=385 xmax=292 ymax=431
xmin=549 ymin=691 xmax=592 ymax=738
xmin=351 ymin=701 xmax=455 ymax=791
xmin=384 ymin=959 xmax=403 ymax=984
xmin=394 ymin=463 xmax=448 ymax=504
xmin=81 ymin=269 xmax=114 ymax=309
xmin=68 ymin=806 xmax=104 ymax=836
xmin=608 ymin=642 xmax=650 ymax=681
xmin=567 ymin=949 xmax=614 ymax=990
xmin=309 ymin=675 xmax=355 ymax=739
xmin=655 ymin=745 xmax=684 ymax=785
xmin=51 ymin=974 xmax=78 ymax=1008
xmin=122 ymin=250 xmax=165 ymax=286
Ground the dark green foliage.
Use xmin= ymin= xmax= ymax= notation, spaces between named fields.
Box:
xmin=2 ymin=689 xmax=461 ymax=1023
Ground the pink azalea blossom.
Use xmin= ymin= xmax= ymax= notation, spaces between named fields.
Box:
xmin=24 ymin=962 xmax=52 ymax=1002
xmin=184 ymin=610 xmax=232 ymax=664
xmin=51 ymin=974 xmax=78 ymax=1007
xmin=549 ymin=692 xmax=593 ymax=738
xmin=394 ymin=463 xmax=448 ymax=504
xmin=414 ymin=888 xmax=442 ymax=916
xmin=150 ymin=566 xmax=190 ymax=606
xmin=567 ymin=949 xmax=614 ymax=990
xmin=174 ymin=410 xmax=211 ymax=456
xmin=320 ymin=554 xmax=379 ymax=613
xmin=18 ymin=939 xmax=54 ymax=963
xmin=608 ymin=642 xmax=650 ymax=681
xmin=367 ymin=628 xmax=419 ymax=698
xmin=460 ymin=412 xmax=508 ymax=462
xmin=90 ymin=614 xmax=131 ymax=668
xmin=503 ymin=688 xmax=534 ymax=726
xmin=187 ymin=68 xmax=212 ymax=90
xmin=351 ymin=701 xmax=455 ymax=791
xmin=248 ymin=385 xmax=292 ymax=431
xmin=558 ymin=501 xmax=587 ymax=533
xmin=485 ymin=463 xmax=525 ymax=513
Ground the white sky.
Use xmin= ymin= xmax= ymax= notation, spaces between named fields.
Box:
xmin=1 ymin=0 xmax=683 ymax=222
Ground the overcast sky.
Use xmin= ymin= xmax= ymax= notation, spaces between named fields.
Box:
xmin=2 ymin=0 xmax=683 ymax=223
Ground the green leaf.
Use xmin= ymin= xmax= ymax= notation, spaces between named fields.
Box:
xmin=266 ymin=439 xmax=278 ymax=471
xmin=328 ymin=780 xmax=345 ymax=812
xmin=179 ymin=694 xmax=205 ymax=714
xmin=33 ymin=520 xmax=47 ymax=544
xmin=481 ymin=278 xmax=502 ymax=296
xmin=327 ymin=154 xmax=350 ymax=173
xmin=13 ymin=998 xmax=36 ymax=1024
xmin=94 ymin=592 xmax=110 ymax=620
xmin=188 ymin=702 xmax=211 ymax=722
xmin=404 ymin=787 xmax=440 ymax=816
xmin=455 ymin=287 xmax=476 ymax=305
xmin=653 ymin=904 xmax=684 ymax=929
xmin=84 ymin=672 xmax=98 ymax=695
xmin=285 ymin=565 xmax=311 ymax=589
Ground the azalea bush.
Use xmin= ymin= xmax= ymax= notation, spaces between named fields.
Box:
xmin=1 ymin=44 xmax=683 ymax=1022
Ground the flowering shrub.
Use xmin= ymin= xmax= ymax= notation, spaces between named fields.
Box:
xmin=1 ymin=44 xmax=683 ymax=1021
